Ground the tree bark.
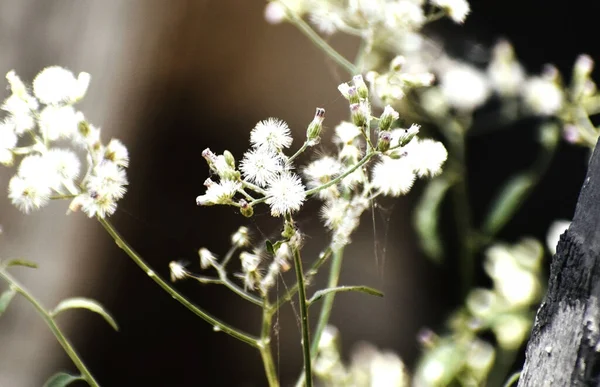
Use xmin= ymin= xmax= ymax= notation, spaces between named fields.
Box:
xmin=519 ymin=138 xmax=600 ymax=386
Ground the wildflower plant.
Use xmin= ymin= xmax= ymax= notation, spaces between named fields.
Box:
xmin=0 ymin=0 xmax=598 ymax=386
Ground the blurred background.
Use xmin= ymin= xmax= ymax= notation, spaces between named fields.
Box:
xmin=0 ymin=0 xmax=596 ymax=386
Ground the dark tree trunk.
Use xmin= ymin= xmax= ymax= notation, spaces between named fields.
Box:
xmin=519 ymin=139 xmax=600 ymax=386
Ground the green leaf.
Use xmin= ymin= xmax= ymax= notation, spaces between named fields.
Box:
xmin=265 ymin=240 xmax=275 ymax=256
xmin=4 ymin=259 xmax=38 ymax=269
xmin=503 ymin=371 xmax=521 ymax=387
xmin=308 ymin=286 xmax=383 ymax=306
xmin=43 ymin=372 xmax=83 ymax=387
xmin=0 ymin=288 xmax=17 ymax=317
xmin=413 ymin=177 xmax=453 ymax=263
xmin=52 ymin=297 xmax=119 ymax=331
xmin=483 ymin=173 xmax=534 ymax=236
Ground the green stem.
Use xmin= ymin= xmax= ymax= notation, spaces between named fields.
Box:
xmin=260 ymin=298 xmax=280 ymax=387
xmin=0 ymin=268 xmax=99 ymax=387
xmin=279 ymin=1 xmax=357 ymax=75
xmin=215 ymin=266 xmax=264 ymax=306
xmin=305 ymin=152 xmax=377 ymax=196
xmin=290 ymin=222 xmax=313 ymax=387
xmin=98 ymin=217 xmax=260 ymax=348
xmin=287 ymin=141 xmax=310 ymax=165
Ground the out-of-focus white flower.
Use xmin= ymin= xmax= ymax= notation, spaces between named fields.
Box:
xmin=169 ymin=261 xmax=188 ymax=282
xmin=405 ymin=138 xmax=448 ymax=177
xmin=18 ymin=154 xmax=57 ymax=189
xmin=264 ymin=1 xmax=287 ymax=24
xmin=240 ymin=251 xmax=261 ymax=273
xmin=266 ymin=172 xmax=306 ymax=216
xmin=321 ymin=198 xmax=350 ymax=230
xmin=8 ymin=174 xmax=51 ymax=213
xmin=384 ymin=1 xmax=425 ymax=30
xmin=432 ymin=0 xmax=470 ymax=23
xmin=523 ymin=77 xmax=564 ymax=116
xmin=231 ymin=226 xmax=251 ymax=247
xmin=199 ymin=247 xmax=217 ymax=269
xmin=546 ymin=219 xmax=570 ymax=255
xmin=196 ymin=178 xmax=240 ymax=206
xmin=303 ymin=156 xmax=342 ymax=199
xmin=46 ymin=149 xmax=81 ymax=190
xmin=487 ymin=40 xmax=526 ymax=97
xmin=493 ymin=314 xmax=531 ymax=350
xmin=87 ymin=162 xmax=128 ymax=201
xmin=309 ymin=5 xmax=344 ymax=35
xmin=370 ymin=351 xmax=409 ymax=387
xmin=250 ymin=118 xmax=292 ymax=151
xmin=38 ymin=105 xmax=80 ymax=141
xmin=240 ymin=148 xmax=283 ymax=187
xmin=371 ymin=157 xmax=416 ymax=196
xmin=2 ymin=95 xmax=36 ymax=134
xmin=335 ymin=121 xmax=362 ymax=144
xmin=104 ymin=139 xmax=129 ymax=167
xmin=32 ymin=66 xmax=90 ymax=105
xmin=0 ymin=120 xmax=17 ymax=165
xmin=440 ymin=64 xmax=490 ymax=111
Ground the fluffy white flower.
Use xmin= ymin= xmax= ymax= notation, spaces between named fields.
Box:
xmin=240 ymin=148 xmax=283 ymax=187
xmin=169 ymin=261 xmax=188 ymax=282
xmin=334 ymin=121 xmax=362 ymax=144
xmin=250 ymin=118 xmax=292 ymax=151
xmin=46 ymin=149 xmax=81 ymax=190
xmin=18 ymin=154 xmax=58 ymax=190
xmin=2 ymin=95 xmax=36 ymax=134
xmin=320 ymin=198 xmax=350 ymax=230
xmin=0 ymin=120 xmax=18 ymax=165
xmin=38 ymin=105 xmax=80 ymax=141
xmin=371 ymin=157 xmax=416 ymax=196
xmin=405 ymin=139 xmax=448 ymax=177
xmin=384 ymin=1 xmax=425 ymax=30
xmin=264 ymin=1 xmax=287 ymax=24
xmin=8 ymin=175 xmax=51 ymax=213
xmin=196 ymin=178 xmax=240 ymax=206
xmin=266 ymin=172 xmax=306 ymax=216
xmin=104 ymin=139 xmax=129 ymax=167
xmin=231 ymin=226 xmax=251 ymax=247
xmin=199 ymin=248 xmax=217 ymax=269
xmin=32 ymin=66 xmax=90 ymax=105
xmin=432 ymin=0 xmax=470 ymax=23
xmin=76 ymin=191 xmax=118 ymax=218
xmin=440 ymin=64 xmax=490 ymax=111
xmin=487 ymin=40 xmax=525 ymax=97
xmin=240 ymin=251 xmax=262 ymax=273
xmin=303 ymin=156 xmax=342 ymax=199
xmin=523 ymin=77 xmax=564 ymax=116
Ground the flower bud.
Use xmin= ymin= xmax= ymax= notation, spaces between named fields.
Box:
xmin=377 ymin=131 xmax=392 ymax=152
xmin=223 ymin=150 xmax=236 ymax=169
xmin=306 ymin=107 xmax=325 ymax=143
xmin=378 ymin=105 xmax=399 ymax=131
xmin=390 ymin=56 xmax=406 ymax=72
xmin=353 ymin=74 xmax=368 ymax=99
xmin=239 ymin=199 xmax=254 ymax=217
xmin=350 ymin=102 xmax=368 ymax=127
xmin=574 ymin=54 xmax=594 ymax=79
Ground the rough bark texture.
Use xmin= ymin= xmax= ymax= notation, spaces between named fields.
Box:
xmin=519 ymin=139 xmax=600 ymax=386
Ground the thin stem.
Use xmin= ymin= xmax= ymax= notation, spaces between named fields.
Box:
xmin=279 ymin=1 xmax=357 ymax=75
xmin=214 ymin=265 xmax=264 ymax=306
xmin=272 ymin=248 xmax=333 ymax=312
xmin=287 ymin=141 xmax=310 ymax=165
xmin=289 ymin=219 xmax=313 ymax=387
xmin=98 ymin=217 xmax=260 ymax=348
xmin=260 ymin=297 xmax=280 ymax=387
xmin=242 ymin=180 xmax=268 ymax=195
xmin=305 ymin=151 xmax=377 ymax=196
xmin=0 ymin=268 xmax=100 ymax=387
xmin=220 ymin=245 xmax=237 ymax=268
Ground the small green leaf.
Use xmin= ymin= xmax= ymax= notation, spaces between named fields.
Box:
xmin=308 ymin=286 xmax=383 ymax=306
xmin=52 ymin=297 xmax=119 ymax=331
xmin=265 ymin=240 xmax=275 ymax=256
xmin=483 ymin=173 xmax=534 ymax=236
xmin=414 ymin=176 xmax=453 ymax=263
xmin=43 ymin=372 xmax=83 ymax=387
xmin=4 ymin=259 xmax=38 ymax=269
xmin=503 ymin=371 xmax=521 ymax=387
xmin=0 ymin=288 xmax=17 ymax=317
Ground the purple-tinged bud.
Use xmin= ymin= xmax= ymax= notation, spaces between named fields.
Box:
xmin=350 ymin=103 xmax=368 ymax=127
xmin=378 ymin=105 xmax=399 ymax=131
xmin=353 ymin=74 xmax=368 ymax=99
xmin=306 ymin=107 xmax=325 ymax=143
xmin=239 ymin=199 xmax=254 ymax=217
xmin=377 ymin=131 xmax=392 ymax=152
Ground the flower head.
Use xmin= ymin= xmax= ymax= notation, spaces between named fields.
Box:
xmin=32 ymin=66 xmax=90 ymax=105
xmin=432 ymin=0 xmax=470 ymax=23
xmin=8 ymin=175 xmax=51 ymax=213
xmin=240 ymin=147 xmax=283 ymax=187
xmin=250 ymin=118 xmax=292 ymax=151
xmin=371 ymin=157 xmax=416 ymax=197
xmin=169 ymin=261 xmax=188 ymax=282
xmin=405 ymin=139 xmax=448 ymax=177
xmin=266 ymin=172 xmax=306 ymax=216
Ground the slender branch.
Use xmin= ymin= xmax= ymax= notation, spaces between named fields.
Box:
xmin=214 ymin=266 xmax=264 ymax=306
xmin=97 ymin=217 xmax=260 ymax=348
xmin=279 ymin=1 xmax=357 ymax=75
xmin=259 ymin=297 xmax=280 ymax=387
xmin=287 ymin=141 xmax=310 ymax=165
xmin=304 ymin=152 xmax=377 ymax=196
xmin=289 ymin=218 xmax=313 ymax=387
xmin=0 ymin=268 xmax=100 ymax=387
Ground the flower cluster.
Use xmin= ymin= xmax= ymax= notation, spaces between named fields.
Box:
xmin=414 ymin=238 xmax=543 ymax=386
xmin=1 ymin=67 xmax=129 ymax=217
xmin=314 ymin=325 xmax=410 ymax=386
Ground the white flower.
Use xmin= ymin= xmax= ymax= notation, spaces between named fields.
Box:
xmin=384 ymin=1 xmax=425 ymax=30
xmin=250 ymin=118 xmax=292 ymax=151
xmin=487 ymin=40 xmax=526 ymax=97
xmin=199 ymin=248 xmax=217 ymax=269
xmin=309 ymin=6 xmax=343 ymax=35
xmin=334 ymin=121 xmax=362 ymax=144
xmin=432 ymin=0 xmax=470 ymax=23
xmin=264 ymin=1 xmax=287 ymax=24
xmin=38 ymin=105 xmax=80 ymax=141
xmin=18 ymin=154 xmax=58 ymax=190
xmin=440 ymin=64 xmax=490 ymax=111
xmin=240 ymin=148 xmax=283 ymax=187
xmin=75 ymin=191 xmax=118 ymax=218
xmin=169 ymin=261 xmax=188 ymax=282
xmin=104 ymin=139 xmax=129 ymax=167
xmin=231 ymin=226 xmax=251 ymax=247
xmin=2 ymin=95 xmax=36 ymax=134
xmin=523 ymin=77 xmax=563 ymax=116
xmin=32 ymin=66 xmax=90 ymax=105
xmin=405 ymin=139 xmax=448 ymax=177
xmin=320 ymin=198 xmax=350 ymax=230
xmin=87 ymin=162 xmax=128 ymax=201
xmin=303 ymin=156 xmax=342 ymax=199
xmin=266 ymin=172 xmax=306 ymax=216
xmin=196 ymin=178 xmax=240 ymax=206
xmin=546 ymin=219 xmax=570 ymax=255
xmin=8 ymin=175 xmax=52 ymax=213
xmin=0 ymin=120 xmax=17 ymax=165
xmin=240 ymin=251 xmax=261 ymax=273
xmin=371 ymin=157 xmax=416 ymax=196
xmin=46 ymin=149 xmax=81 ymax=190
